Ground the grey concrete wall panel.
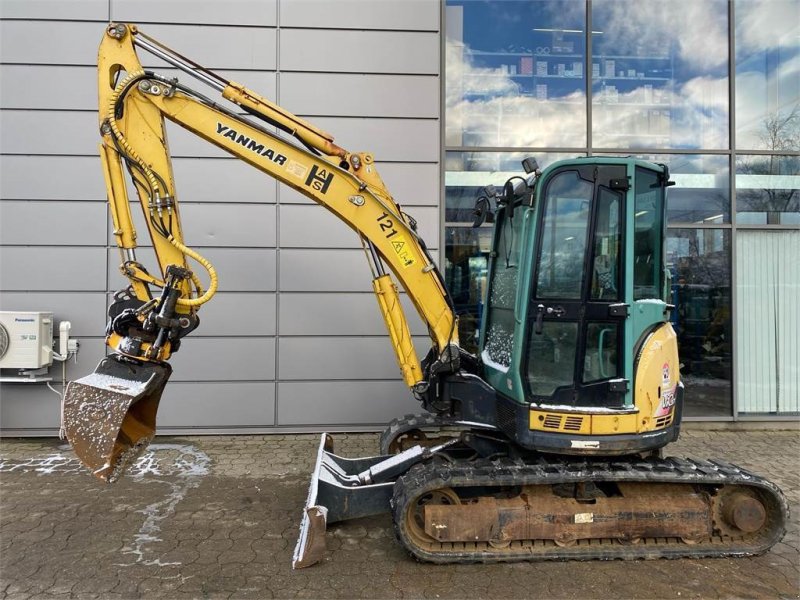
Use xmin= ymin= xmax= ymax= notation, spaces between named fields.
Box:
xmin=0 ymin=387 xmax=63 ymax=429
xmin=0 ymin=21 xmax=102 ymax=65
xmin=195 ymin=293 xmax=276 ymax=336
xmin=279 ymin=336 xmax=428 ymax=380
xmin=0 ymin=111 xmax=97 ymax=156
xmin=279 ymin=0 xmax=439 ymax=32
xmin=279 ymin=30 xmax=438 ymax=74
xmin=0 ymin=66 xmax=275 ymax=111
xmin=0 ymin=247 xmax=106 ymax=291
xmin=0 ymin=157 xmax=106 ymax=201
xmin=178 ymin=203 xmax=277 ymax=247
xmin=172 ymin=158 xmax=278 ymax=204
xmin=279 ymin=204 xmax=440 ymax=249
xmin=279 ymin=293 xmax=427 ymax=337
xmin=157 ymin=382 xmax=275 ymax=427
xmin=280 ymin=73 xmax=438 ymax=118
xmin=0 ymin=0 xmax=107 ymax=20
xmin=278 ymin=162 xmax=439 ymax=207
xmin=0 ymin=338 xmax=107 ymax=430
xmin=0 ymin=201 xmax=106 ymax=246
xmin=0 ymin=66 xmax=95 ymax=111
xmin=112 ymin=200 xmax=276 ymax=247
xmin=279 ymin=249 xmax=372 ymax=293
xmin=0 ymin=292 xmax=108 ymax=335
xmin=107 ymin=248 xmax=276 ymax=292
xmin=277 ymin=380 xmax=419 ymax=426
xmin=168 ymin=337 xmax=275 ymax=381
xmin=308 ymin=118 xmax=439 ymax=163
xmin=130 ymin=24 xmax=276 ymax=71
xmin=0 ymin=22 xmax=274 ymax=69
xmin=111 ymin=0 xmax=277 ymax=27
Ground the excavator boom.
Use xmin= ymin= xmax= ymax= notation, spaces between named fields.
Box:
xmin=64 ymin=23 xmax=460 ymax=483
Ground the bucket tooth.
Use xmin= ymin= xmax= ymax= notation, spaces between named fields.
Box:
xmin=63 ymin=355 xmax=171 ymax=482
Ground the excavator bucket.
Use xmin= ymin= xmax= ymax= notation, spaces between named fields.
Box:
xmin=63 ymin=355 xmax=171 ymax=482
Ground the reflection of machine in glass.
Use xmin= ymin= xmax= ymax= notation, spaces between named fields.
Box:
xmin=63 ymin=24 xmax=786 ymax=570
xmin=671 ymin=283 xmax=732 ymax=378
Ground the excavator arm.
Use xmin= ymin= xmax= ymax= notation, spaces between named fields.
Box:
xmin=63 ymin=23 xmax=459 ymax=481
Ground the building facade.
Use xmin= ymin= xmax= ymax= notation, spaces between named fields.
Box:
xmin=0 ymin=0 xmax=797 ymax=435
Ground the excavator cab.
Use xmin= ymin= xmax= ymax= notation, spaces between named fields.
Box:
xmin=475 ymin=157 xmax=682 ymax=455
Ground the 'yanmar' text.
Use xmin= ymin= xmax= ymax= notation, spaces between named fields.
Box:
xmin=216 ymin=123 xmax=287 ymax=165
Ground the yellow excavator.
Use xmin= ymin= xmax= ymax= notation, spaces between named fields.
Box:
xmin=63 ymin=24 xmax=787 ymax=568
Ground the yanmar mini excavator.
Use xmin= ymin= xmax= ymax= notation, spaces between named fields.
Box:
xmin=63 ymin=24 xmax=787 ymax=568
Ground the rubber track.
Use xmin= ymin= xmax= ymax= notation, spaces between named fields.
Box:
xmin=391 ymin=455 xmax=788 ymax=563
xmin=379 ymin=413 xmax=458 ymax=455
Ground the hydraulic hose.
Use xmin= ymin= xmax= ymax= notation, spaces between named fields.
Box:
xmin=106 ymin=70 xmax=218 ymax=308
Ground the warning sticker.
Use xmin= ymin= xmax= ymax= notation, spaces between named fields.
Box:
xmin=575 ymin=513 xmax=594 ymax=524
xmin=391 ymin=236 xmax=415 ymax=269
xmin=285 ymin=160 xmax=308 ymax=179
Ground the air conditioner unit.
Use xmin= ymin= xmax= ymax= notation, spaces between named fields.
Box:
xmin=0 ymin=311 xmax=54 ymax=369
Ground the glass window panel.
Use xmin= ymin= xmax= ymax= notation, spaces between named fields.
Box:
xmin=598 ymin=153 xmax=730 ymax=224
xmin=590 ymin=187 xmax=622 ymax=300
xmin=445 ymin=151 xmax=583 ymax=223
xmin=446 ymin=226 xmax=493 ymax=353
xmin=584 ymin=322 xmax=619 ymax=382
xmin=445 ymin=152 xmax=582 ymax=351
xmin=736 ymin=154 xmax=800 ymax=224
xmin=666 ymin=229 xmax=732 ymax=416
xmin=591 ymin=0 xmax=729 ymax=149
xmin=633 ymin=167 xmax=664 ymax=300
xmin=445 ymin=1 xmax=586 ymax=148
xmin=483 ymin=209 xmax=525 ymax=366
xmin=536 ymin=171 xmax=593 ymax=299
xmin=527 ymin=321 xmax=579 ymax=396
xmin=734 ymin=0 xmax=800 ymax=151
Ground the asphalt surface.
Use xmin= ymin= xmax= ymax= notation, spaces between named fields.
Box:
xmin=1 ymin=428 xmax=798 ymax=599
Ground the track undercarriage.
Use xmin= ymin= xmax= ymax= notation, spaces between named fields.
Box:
xmin=294 ymin=415 xmax=788 ymax=568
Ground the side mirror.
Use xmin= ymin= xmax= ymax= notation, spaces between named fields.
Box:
xmin=522 ymin=157 xmax=539 ymax=174
xmin=472 ymin=197 xmax=493 ymax=228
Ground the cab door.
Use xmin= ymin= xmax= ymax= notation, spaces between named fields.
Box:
xmin=525 ymin=164 xmax=628 ymax=408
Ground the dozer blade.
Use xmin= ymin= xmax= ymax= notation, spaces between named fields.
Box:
xmin=293 ymin=434 xmax=403 ymax=568
xmin=63 ymin=355 xmax=171 ymax=483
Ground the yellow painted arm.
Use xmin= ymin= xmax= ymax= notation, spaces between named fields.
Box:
xmin=97 ymin=23 xmax=459 ymax=385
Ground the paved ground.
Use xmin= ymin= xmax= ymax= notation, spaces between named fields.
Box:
xmin=1 ymin=428 xmax=798 ymax=600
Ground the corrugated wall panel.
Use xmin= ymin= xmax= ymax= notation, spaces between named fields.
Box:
xmin=279 ymin=30 xmax=438 ymax=74
xmin=110 ymin=0 xmax=277 ymax=27
xmin=278 ymin=0 xmax=439 ymax=31
xmin=277 ymin=381 xmax=420 ymax=426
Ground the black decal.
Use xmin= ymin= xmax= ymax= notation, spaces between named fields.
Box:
xmin=305 ymin=165 xmax=334 ymax=194
xmin=216 ymin=123 xmax=228 ymax=134
xmin=247 ymin=139 xmax=265 ymax=154
xmin=236 ymin=134 xmax=250 ymax=146
xmin=224 ymin=129 xmax=237 ymax=141
xmin=275 ymin=155 xmax=287 ymax=166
